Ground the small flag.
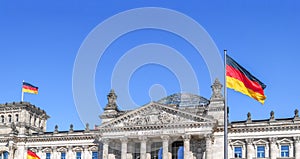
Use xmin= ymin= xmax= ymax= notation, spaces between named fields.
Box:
xmin=226 ymin=55 xmax=266 ymax=104
xmin=27 ymin=150 xmax=40 ymax=159
xmin=22 ymin=82 xmax=38 ymax=94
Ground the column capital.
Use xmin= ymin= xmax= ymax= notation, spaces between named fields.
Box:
xmin=83 ymin=145 xmax=89 ymax=150
xmin=161 ymin=135 xmax=170 ymax=141
xmin=139 ymin=136 xmax=148 ymax=142
xmin=246 ymin=138 xmax=254 ymax=145
xmin=294 ymin=136 xmax=300 ymax=143
xmin=101 ymin=138 xmax=110 ymax=144
xmin=120 ymin=137 xmax=128 ymax=143
xmin=269 ymin=137 xmax=277 ymax=144
xmin=67 ymin=146 xmax=72 ymax=151
xmin=182 ymin=134 xmax=191 ymax=141
xmin=51 ymin=146 xmax=57 ymax=151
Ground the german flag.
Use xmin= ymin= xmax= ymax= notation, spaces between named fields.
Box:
xmin=22 ymin=82 xmax=38 ymax=94
xmin=226 ymin=55 xmax=266 ymax=104
xmin=27 ymin=150 xmax=40 ymax=159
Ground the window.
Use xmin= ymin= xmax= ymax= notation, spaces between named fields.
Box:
xmin=92 ymin=151 xmax=98 ymax=159
xmin=234 ymin=146 xmax=242 ymax=158
xmin=3 ymin=151 xmax=9 ymax=159
xmin=281 ymin=145 xmax=289 ymax=157
xmin=1 ymin=115 xmax=4 ymax=123
xmin=46 ymin=153 xmax=51 ymax=159
xmin=151 ymin=142 xmax=163 ymax=159
xmin=76 ymin=152 xmax=81 ymax=159
xmin=8 ymin=115 xmax=11 ymax=123
xmin=60 ymin=152 xmax=66 ymax=159
xmin=15 ymin=114 xmax=19 ymax=122
xmin=257 ymin=146 xmax=265 ymax=158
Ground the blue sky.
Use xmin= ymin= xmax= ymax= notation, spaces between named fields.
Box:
xmin=1 ymin=1 xmax=299 ymax=131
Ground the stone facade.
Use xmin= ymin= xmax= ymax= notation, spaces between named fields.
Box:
xmin=0 ymin=79 xmax=299 ymax=159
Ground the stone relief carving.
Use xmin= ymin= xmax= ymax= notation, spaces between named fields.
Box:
xmin=120 ymin=107 xmax=196 ymax=127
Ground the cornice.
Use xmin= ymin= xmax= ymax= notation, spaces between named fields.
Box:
xmin=99 ymin=122 xmax=214 ymax=133
xmin=214 ymin=124 xmax=300 ymax=133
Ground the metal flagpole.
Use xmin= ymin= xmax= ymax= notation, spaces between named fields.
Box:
xmin=21 ymin=80 xmax=24 ymax=102
xmin=224 ymin=50 xmax=228 ymax=159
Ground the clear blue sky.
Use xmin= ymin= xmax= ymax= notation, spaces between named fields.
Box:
xmin=1 ymin=1 xmax=299 ymax=131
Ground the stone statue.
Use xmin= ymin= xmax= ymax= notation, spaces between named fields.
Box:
xmin=295 ymin=109 xmax=299 ymax=117
xmin=270 ymin=111 xmax=275 ymax=120
xmin=105 ymin=89 xmax=118 ymax=110
xmin=10 ymin=122 xmax=19 ymax=135
xmin=85 ymin=123 xmax=90 ymax=132
xmin=247 ymin=112 xmax=251 ymax=121
xmin=210 ymin=78 xmax=223 ymax=100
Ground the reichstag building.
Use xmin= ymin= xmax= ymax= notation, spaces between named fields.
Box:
xmin=0 ymin=79 xmax=299 ymax=159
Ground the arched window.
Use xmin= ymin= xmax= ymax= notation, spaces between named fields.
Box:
xmin=29 ymin=115 xmax=32 ymax=125
xmin=8 ymin=115 xmax=12 ymax=123
xmin=1 ymin=115 xmax=4 ymax=123
xmin=15 ymin=114 xmax=19 ymax=122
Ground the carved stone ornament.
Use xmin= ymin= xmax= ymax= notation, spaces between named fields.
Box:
xmin=104 ymin=89 xmax=118 ymax=110
xmin=121 ymin=107 xmax=196 ymax=127
xmin=210 ymin=78 xmax=223 ymax=100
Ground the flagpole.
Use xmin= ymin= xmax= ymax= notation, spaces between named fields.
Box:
xmin=21 ymin=80 xmax=24 ymax=102
xmin=224 ymin=50 xmax=228 ymax=159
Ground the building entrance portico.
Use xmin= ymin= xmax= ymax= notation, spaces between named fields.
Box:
xmin=97 ymin=80 xmax=224 ymax=159
xmin=100 ymin=134 xmax=210 ymax=159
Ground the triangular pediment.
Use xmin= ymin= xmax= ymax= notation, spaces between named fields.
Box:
xmin=99 ymin=102 xmax=216 ymax=131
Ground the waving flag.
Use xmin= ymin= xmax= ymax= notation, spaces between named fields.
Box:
xmin=27 ymin=150 xmax=40 ymax=159
xmin=226 ymin=55 xmax=266 ymax=104
xmin=22 ymin=82 xmax=38 ymax=94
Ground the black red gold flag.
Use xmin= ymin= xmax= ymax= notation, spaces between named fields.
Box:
xmin=27 ymin=150 xmax=40 ymax=159
xmin=22 ymin=82 xmax=38 ymax=94
xmin=226 ymin=55 xmax=266 ymax=104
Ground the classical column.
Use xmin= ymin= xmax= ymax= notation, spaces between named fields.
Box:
xmin=127 ymin=142 xmax=134 ymax=159
xmin=120 ymin=137 xmax=128 ymax=159
xmin=205 ymin=135 xmax=212 ymax=159
xmin=161 ymin=135 xmax=170 ymax=159
xmin=294 ymin=137 xmax=300 ymax=159
xmin=102 ymin=139 xmax=110 ymax=159
xmin=36 ymin=147 xmax=42 ymax=159
xmin=182 ymin=134 xmax=191 ymax=159
xmin=83 ymin=146 xmax=89 ymax=159
xmin=139 ymin=136 xmax=147 ymax=159
xmin=67 ymin=146 xmax=73 ymax=159
xmin=246 ymin=139 xmax=254 ymax=159
xmin=52 ymin=146 xmax=58 ymax=159
xmin=16 ymin=144 xmax=25 ymax=159
xmin=146 ymin=140 xmax=152 ymax=159
xmin=269 ymin=137 xmax=277 ymax=159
